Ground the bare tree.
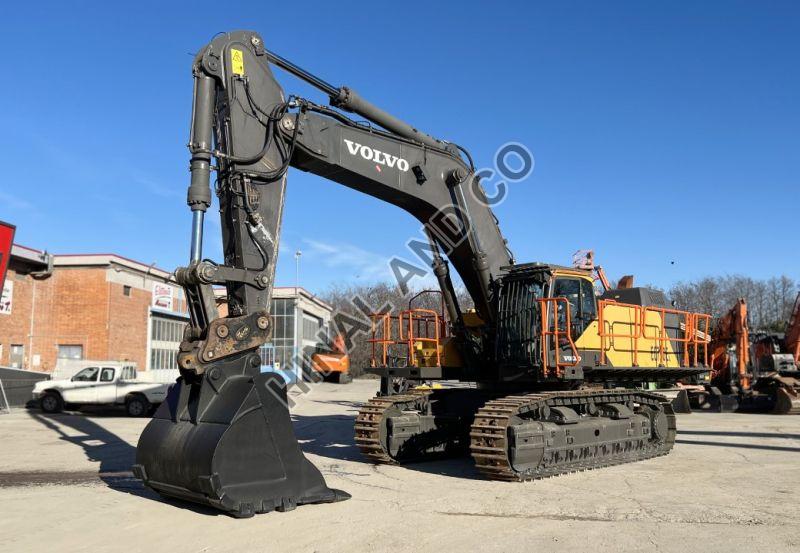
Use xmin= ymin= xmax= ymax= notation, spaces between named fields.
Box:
xmin=669 ymin=274 xmax=798 ymax=330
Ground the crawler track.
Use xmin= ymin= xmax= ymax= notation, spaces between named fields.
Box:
xmin=354 ymin=391 xmax=432 ymax=463
xmin=470 ymin=390 xmax=675 ymax=481
xmin=356 ymin=388 xmax=677 ymax=481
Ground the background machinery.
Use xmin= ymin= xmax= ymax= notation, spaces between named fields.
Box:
xmin=135 ymin=31 xmax=712 ymax=517
xmin=752 ymin=291 xmax=800 ymax=374
xmin=694 ymin=297 xmax=800 ymax=413
xmin=311 ymin=334 xmax=351 ymax=383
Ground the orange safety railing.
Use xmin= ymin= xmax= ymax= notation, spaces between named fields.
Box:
xmin=400 ymin=308 xmax=444 ymax=367
xmin=537 ymin=297 xmax=579 ymax=377
xmin=641 ymin=306 xmax=694 ymax=367
xmin=598 ymin=299 xmax=643 ymax=366
xmin=367 ymin=312 xmax=396 ymax=368
xmin=598 ymin=300 xmax=711 ymax=368
xmin=691 ymin=313 xmax=711 ymax=367
xmin=368 ymin=308 xmax=446 ymax=368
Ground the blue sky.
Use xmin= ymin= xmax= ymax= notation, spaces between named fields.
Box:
xmin=2 ymin=1 xmax=798 ymax=293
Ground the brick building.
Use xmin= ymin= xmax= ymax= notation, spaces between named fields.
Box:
xmin=0 ymin=244 xmax=334 ymax=381
xmin=0 ymin=244 xmax=187 ymax=373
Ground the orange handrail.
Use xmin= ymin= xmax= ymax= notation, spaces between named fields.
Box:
xmin=597 ymin=300 xmax=710 ymax=368
xmin=366 ymin=312 xmax=396 ymax=367
xmin=692 ymin=313 xmax=711 ymax=367
xmin=368 ymin=308 xmax=445 ymax=368
xmin=400 ymin=308 xmax=442 ymax=367
xmin=640 ymin=306 xmax=694 ymax=367
xmin=537 ymin=297 xmax=579 ymax=377
xmin=598 ymin=299 xmax=642 ymax=366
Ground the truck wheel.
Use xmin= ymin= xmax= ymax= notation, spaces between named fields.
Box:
xmin=40 ymin=393 xmax=64 ymax=414
xmin=126 ymin=396 xmax=150 ymax=417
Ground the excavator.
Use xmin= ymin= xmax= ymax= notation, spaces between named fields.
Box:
xmin=694 ymin=297 xmax=800 ymax=413
xmin=134 ymin=31 xmax=712 ymax=517
xmin=310 ymin=334 xmax=351 ymax=383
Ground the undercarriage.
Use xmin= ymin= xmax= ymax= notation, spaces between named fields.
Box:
xmin=691 ymin=374 xmax=800 ymax=415
xmin=355 ymin=384 xmax=675 ymax=481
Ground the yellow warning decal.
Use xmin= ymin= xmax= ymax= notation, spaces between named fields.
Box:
xmin=231 ymin=48 xmax=245 ymax=76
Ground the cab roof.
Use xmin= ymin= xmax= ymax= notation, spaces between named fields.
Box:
xmin=501 ymin=262 xmax=592 ymax=279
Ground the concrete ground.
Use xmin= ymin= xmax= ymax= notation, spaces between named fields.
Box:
xmin=1 ymin=379 xmax=798 ymax=553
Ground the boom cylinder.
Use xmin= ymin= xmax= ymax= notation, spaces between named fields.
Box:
xmin=262 ymin=48 xmax=447 ymax=150
xmin=331 ymin=87 xmax=446 ymax=150
xmin=187 ymin=73 xmax=215 ymax=262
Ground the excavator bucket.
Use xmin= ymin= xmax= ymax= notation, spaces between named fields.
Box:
xmin=133 ymin=357 xmax=349 ymax=517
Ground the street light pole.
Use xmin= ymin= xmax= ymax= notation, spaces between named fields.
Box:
xmin=294 ymin=250 xmax=302 ymax=295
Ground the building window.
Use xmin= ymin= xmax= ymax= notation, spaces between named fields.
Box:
xmin=150 ymin=348 xmax=179 ymax=371
xmin=260 ymin=344 xmax=275 ymax=366
xmin=151 ymin=317 xmax=187 ymax=342
xmin=149 ymin=314 xmax=188 ymax=370
xmin=264 ymin=298 xmax=295 ymax=369
xmin=302 ymin=314 xmax=323 ymax=343
xmin=123 ymin=285 xmax=132 ymax=297
xmin=57 ymin=344 xmax=84 ymax=360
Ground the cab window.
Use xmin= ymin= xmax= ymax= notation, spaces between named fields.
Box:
xmin=553 ymin=278 xmax=581 ymax=321
xmin=72 ymin=367 xmax=100 ymax=382
xmin=100 ymin=368 xmax=115 ymax=382
xmin=552 ymin=277 xmax=597 ymax=334
xmin=579 ymin=278 xmax=597 ymax=321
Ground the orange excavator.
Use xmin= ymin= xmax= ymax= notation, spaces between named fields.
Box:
xmin=310 ymin=334 xmax=351 ymax=384
xmin=695 ymin=297 xmax=800 ymax=414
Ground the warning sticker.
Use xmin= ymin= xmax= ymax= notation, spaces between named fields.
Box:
xmin=231 ymin=48 xmax=245 ymax=76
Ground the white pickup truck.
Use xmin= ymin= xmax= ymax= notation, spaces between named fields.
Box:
xmin=32 ymin=366 xmax=170 ymax=417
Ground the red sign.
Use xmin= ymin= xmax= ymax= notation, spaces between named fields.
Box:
xmin=0 ymin=221 xmax=15 ymax=291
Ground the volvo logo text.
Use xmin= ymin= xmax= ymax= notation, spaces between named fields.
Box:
xmin=344 ymin=139 xmax=409 ymax=172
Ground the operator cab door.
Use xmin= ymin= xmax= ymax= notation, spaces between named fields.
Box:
xmin=94 ymin=367 xmax=118 ymax=403
xmin=550 ymin=276 xmax=597 ymax=340
xmin=67 ymin=367 xmax=101 ymax=403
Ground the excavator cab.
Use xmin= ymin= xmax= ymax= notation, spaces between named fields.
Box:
xmin=495 ymin=264 xmax=712 ymax=384
xmin=550 ymin=272 xmax=597 ymax=338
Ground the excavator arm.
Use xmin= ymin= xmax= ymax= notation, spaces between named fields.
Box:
xmin=181 ymin=30 xmax=511 ymax=364
xmin=709 ymin=298 xmax=749 ymax=389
